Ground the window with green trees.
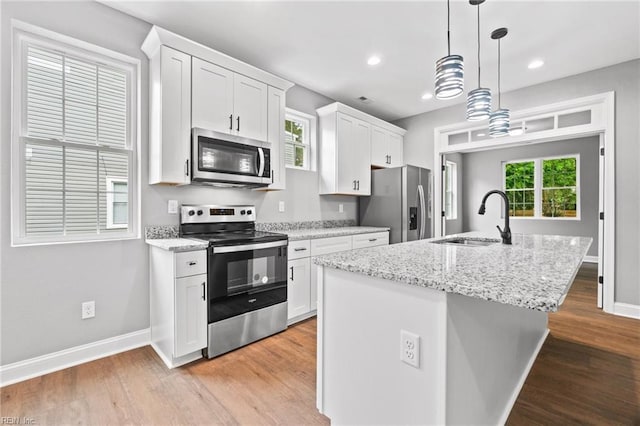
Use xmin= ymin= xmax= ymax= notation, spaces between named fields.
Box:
xmin=504 ymin=155 xmax=579 ymax=219
xmin=284 ymin=109 xmax=316 ymax=170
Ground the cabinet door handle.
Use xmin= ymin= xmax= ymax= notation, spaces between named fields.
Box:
xmin=237 ymin=116 xmax=240 ymax=132
xmin=389 ymin=155 xmax=391 ymax=164
xmin=369 ymin=238 xmax=377 ymax=242
xmin=185 ymin=159 xmax=189 ymax=177
xmin=356 ymin=180 xmax=360 ymax=190
xmin=202 ymin=282 xmax=206 ymax=301
xmin=290 ymin=266 xmax=294 ymax=281
xmin=271 ymin=169 xmax=274 ymax=184
xmin=353 ymin=180 xmax=356 ymax=190
xmin=294 ymin=247 xmax=307 ymax=252
xmin=188 ymin=261 xmax=197 ymax=266
xmin=229 ymin=114 xmax=233 ymax=130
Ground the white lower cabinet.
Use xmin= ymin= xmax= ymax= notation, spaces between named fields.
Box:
xmin=175 ymin=274 xmax=208 ymax=357
xmin=287 ymin=257 xmax=311 ymax=319
xmin=287 ymin=231 xmax=389 ymax=324
xmin=150 ymin=246 xmax=208 ymax=368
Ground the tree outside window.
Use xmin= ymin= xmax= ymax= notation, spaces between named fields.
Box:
xmin=504 ymin=155 xmax=579 ymax=219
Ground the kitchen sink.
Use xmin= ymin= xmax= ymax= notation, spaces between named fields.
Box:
xmin=430 ymin=237 xmax=501 ymax=247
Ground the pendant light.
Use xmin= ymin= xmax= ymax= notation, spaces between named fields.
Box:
xmin=435 ymin=0 xmax=464 ymax=100
xmin=489 ymin=27 xmax=510 ymax=137
xmin=466 ymin=0 xmax=491 ymax=121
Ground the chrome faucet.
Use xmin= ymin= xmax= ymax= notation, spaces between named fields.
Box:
xmin=478 ymin=190 xmax=512 ymax=245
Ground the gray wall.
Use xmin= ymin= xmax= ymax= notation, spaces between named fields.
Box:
xmin=461 ymin=137 xmax=599 ymax=257
xmin=395 ymin=60 xmax=640 ymax=305
xmin=0 ymin=1 xmax=354 ymax=365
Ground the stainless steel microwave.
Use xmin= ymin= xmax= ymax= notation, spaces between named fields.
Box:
xmin=191 ymin=128 xmax=271 ymax=187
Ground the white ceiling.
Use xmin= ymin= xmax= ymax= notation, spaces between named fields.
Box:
xmin=102 ymin=0 xmax=640 ymax=122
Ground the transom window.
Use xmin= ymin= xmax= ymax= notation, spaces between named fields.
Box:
xmin=12 ymin=23 xmax=139 ymax=245
xmin=284 ymin=108 xmax=316 ymax=171
xmin=504 ymin=155 xmax=579 ymax=219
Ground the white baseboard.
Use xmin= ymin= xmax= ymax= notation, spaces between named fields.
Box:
xmin=613 ymin=302 xmax=640 ymax=320
xmin=498 ymin=329 xmax=550 ymax=426
xmin=582 ymin=255 xmax=598 ymax=264
xmin=0 ymin=328 xmax=150 ymax=388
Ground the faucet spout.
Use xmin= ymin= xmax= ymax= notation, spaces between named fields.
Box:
xmin=478 ymin=190 xmax=512 ymax=245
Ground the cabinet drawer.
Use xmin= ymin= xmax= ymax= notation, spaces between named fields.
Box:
xmin=175 ymin=250 xmax=207 ymax=278
xmin=311 ymin=236 xmax=352 ymax=256
xmin=289 ymin=240 xmax=311 ymax=260
xmin=352 ymin=232 xmax=390 ymax=250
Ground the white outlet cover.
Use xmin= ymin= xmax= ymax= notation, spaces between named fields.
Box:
xmin=82 ymin=301 xmax=95 ymax=320
xmin=168 ymin=200 xmax=179 ymax=214
xmin=278 ymin=201 xmax=285 ymax=212
xmin=400 ymin=330 xmax=420 ymax=368
xmin=339 ymin=204 xmax=344 ymax=213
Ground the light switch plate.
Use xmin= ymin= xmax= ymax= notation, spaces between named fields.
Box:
xmin=278 ymin=201 xmax=285 ymax=212
xmin=168 ymin=200 xmax=178 ymax=214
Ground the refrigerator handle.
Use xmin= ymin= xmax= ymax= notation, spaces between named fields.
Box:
xmin=417 ymin=184 xmax=426 ymax=239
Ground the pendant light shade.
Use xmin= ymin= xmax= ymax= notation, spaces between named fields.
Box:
xmin=466 ymin=0 xmax=491 ymax=121
xmin=435 ymin=55 xmax=464 ymax=99
xmin=435 ymin=0 xmax=464 ymax=100
xmin=489 ymin=27 xmax=510 ymax=137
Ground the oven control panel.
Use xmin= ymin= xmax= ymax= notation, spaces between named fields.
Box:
xmin=181 ymin=205 xmax=256 ymax=223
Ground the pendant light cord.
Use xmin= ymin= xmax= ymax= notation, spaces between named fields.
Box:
xmin=477 ymin=3 xmax=481 ymax=87
xmin=447 ymin=0 xmax=451 ymax=55
xmin=497 ymin=38 xmax=501 ymax=108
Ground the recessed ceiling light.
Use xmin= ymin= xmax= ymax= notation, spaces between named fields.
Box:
xmin=367 ymin=55 xmax=381 ymax=66
xmin=421 ymin=92 xmax=433 ymax=100
xmin=528 ymin=59 xmax=544 ymax=69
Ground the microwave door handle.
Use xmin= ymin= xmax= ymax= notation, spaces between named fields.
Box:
xmin=257 ymin=148 xmax=265 ymax=177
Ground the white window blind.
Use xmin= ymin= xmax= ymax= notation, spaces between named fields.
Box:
xmin=13 ymin=25 xmax=138 ymax=245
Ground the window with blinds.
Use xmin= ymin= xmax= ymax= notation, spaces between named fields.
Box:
xmin=12 ymin=26 xmax=138 ymax=245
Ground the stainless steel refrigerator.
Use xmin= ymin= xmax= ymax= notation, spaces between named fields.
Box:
xmin=359 ymin=165 xmax=432 ymax=244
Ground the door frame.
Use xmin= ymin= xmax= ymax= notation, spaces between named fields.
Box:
xmin=433 ymin=92 xmax=615 ymax=313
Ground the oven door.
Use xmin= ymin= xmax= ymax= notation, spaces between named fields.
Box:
xmin=208 ymin=240 xmax=287 ymax=322
xmin=192 ymin=128 xmax=271 ymax=186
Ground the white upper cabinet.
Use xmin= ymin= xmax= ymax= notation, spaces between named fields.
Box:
xmin=192 ymin=58 xmax=268 ymax=141
xmin=142 ymin=26 xmax=293 ymax=186
xmin=233 ymin=74 xmax=268 ymax=141
xmin=148 ymin=45 xmax=191 ymax=185
xmin=263 ymin=86 xmax=286 ymax=190
xmin=321 ymin=111 xmax=371 ymax=195
xmin=192 ymin=58 xmax=234 ymax=133
xmin=317 ymin=102 xmax=405 ymax=196
xmin=371 ymin=124 xmax=404 ymax=168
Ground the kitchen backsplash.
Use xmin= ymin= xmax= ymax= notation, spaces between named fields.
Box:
xmin=255 ymin=220 xmax=357 ymax=232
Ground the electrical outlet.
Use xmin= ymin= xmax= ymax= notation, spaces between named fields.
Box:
xmin=400 ymin=330 xmax=420 ymax=368
xmin=339 ymin=204 xmax=344 ymax=213
xmin=168 ymin=200 xmax=178 ymax=214
xmin=82 ymin=301 xmax=95 ymax=319
xmin=278 ymin=201 xmax=285 ymax=212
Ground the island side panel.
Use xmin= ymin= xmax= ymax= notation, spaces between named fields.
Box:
xmin=317 ymin=266 xmax=447 ymax=425
xmin=445 ymin=292 xmax=549 ymax=425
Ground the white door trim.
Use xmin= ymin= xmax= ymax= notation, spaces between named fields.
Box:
xmin=433 ymin=92 xmax=615 ymax=314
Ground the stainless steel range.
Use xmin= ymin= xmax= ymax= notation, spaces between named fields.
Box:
xmin=180 ymin=205 xmax=288 ymax=358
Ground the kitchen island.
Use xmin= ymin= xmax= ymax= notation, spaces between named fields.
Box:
xmin=314 ymin=233 xmax=592 ymax=425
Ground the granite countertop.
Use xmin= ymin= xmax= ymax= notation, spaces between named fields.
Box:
xmin=146 ymin=238 xmax=209 ymax=252
xmin=314 ymin=232 xmax=592 ymax=312
xmin=283 ymin=226 xmax=390 ymax=241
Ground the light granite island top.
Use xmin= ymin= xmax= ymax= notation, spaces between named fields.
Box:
xmin=145 ymin=238 xmax=209 ymax=252
xmin=281 ymin=226 xmax=389 ymax=241
xmin=314 ymin=232 xmax=592 ymax=312
xmin=315 ymin=232 xmax=592 ymax=425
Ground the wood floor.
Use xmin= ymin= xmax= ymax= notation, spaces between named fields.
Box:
xmin=2 ymin=263 xmax=639 ymax=425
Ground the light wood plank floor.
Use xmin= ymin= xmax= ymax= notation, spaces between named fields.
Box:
xmin=2 ymin=263 xmax=638 ymax=424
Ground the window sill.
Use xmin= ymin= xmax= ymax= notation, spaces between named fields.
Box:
xmin=508 ymin=216 xmax=581 ymax=221
xmin=11 ymin=234 xmax=141 ymax=248
xmin=286 ymin=165 xmax=314 ymax=172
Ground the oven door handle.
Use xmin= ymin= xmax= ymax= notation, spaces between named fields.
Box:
xmin=212 ymin=239 xmax=288 ymax=254
xmin=257 ymin=148 xmax=265 ymax=177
